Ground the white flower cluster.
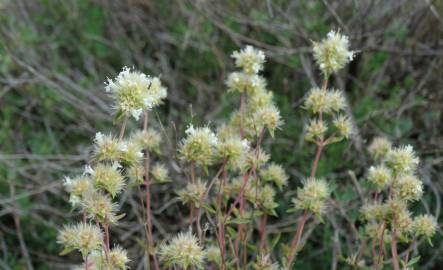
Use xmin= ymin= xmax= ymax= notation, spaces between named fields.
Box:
xmin=226 ymin=46 xmax=266 ymax=94
xmin=105 ymin=67 xmax=167 ymax=120
xmin=313 ymin=30 xmax=355 ymax=76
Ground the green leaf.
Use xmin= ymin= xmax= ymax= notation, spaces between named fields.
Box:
xmin=59 ymin=247 xmax=74 ymax=256
xmin=227 ymin=217 xmax=252 ymax=225
xmin=201 ymin=203 xmax=216 ymax=214
xmin=406 ymin=256 xmax=420 ymax=267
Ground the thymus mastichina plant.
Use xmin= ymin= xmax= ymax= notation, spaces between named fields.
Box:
xmin=57 ymin=30 xmax=436 ymax=270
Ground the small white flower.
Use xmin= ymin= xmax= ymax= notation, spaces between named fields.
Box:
xmin=313 ymin=30 xmax=355 ymax=75
xmin=185 ymin=124 xmax=196 ymax=135
xmin=231 ymin=45 xmax=266 ymax=74
xmin=241 ymin=139 xmax=250 ymax=151
xmin=94 ymin=132 xmax=104 ymax=144
xmin=63 ymin=176 xmax=72 ymax=188
xmin=84 ymin=165 xmax=95 ymax=176
xmin=131 ymin=109 xmax=143 ymax=120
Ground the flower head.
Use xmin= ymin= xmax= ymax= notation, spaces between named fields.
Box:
xmin=367 ymin=165 xmax=392 ymax=190
xmin=252 ymin=254 xmax=280 ymax=270
xmin=253 ymin=104 xmax=283 ymax=137
xmin=368 ymin=137 xmax=392 ymax=160
xmin=177 ymin=180 xmax=207 ymax=208
xmin=392 ymin=174 xmax=423 ymax=202
xmin=386 ymin=145 xmax=419 ymax=174
xmin=215 ymin=135 xmax=249 ymax=170
xmin=151 ymin=163 xmax=171 ymax=183
xmin=413 ymin=215 xmax=437 ymax=239
xmin=63 ymin=175 xmax=93 ymax=207
xmin=239 ymin=148 xmax=270 ymax=172
xmin=292 ymin=178 xmax=330 ymax=216
xmin=205 ymin=245 xmax=221 ymax=266
xmin=304 ymin=119 xmax=327 ymax=142
xmin=131 ymin=129 xmax=162 ymax=153
xmin=313 ymin=30 xmax=354 ymax=76
xmin=260 ymin=163 xmax=288 ymax=189
xmin=333 ymin=115 xmax=353 ymax=139
xmin=226 ymin=72 xmax=266 ymax=94
xmin=81 ymin=192 xmax=121 ymax=224
xmin=120 ymin=138 xmax=143 ymax=165
xmin=92 ymin=163 xmax=125 ymax=198
xmin=159 ymin=231 xmax=205 ymax=269
xmin=93 ymin=132 xmax=127 ymax=161
xmin=127 ymin=164 xmax=144 ymax=184
xmin=231 ymin=45 xmax=265 ymax=75
xmin=105 ymin=67 xmax=167 ymax=120
xmin=108 ymin=246 xmax=130 ymax=270
xmin=304 ymin=88 xmax=346 ymax=114
xmin=58 ymin=223 xmax=102 ymax=258
xmin=179 ymin=124 xmax=218 ymax=167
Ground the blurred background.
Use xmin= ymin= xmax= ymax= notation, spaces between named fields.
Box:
xmin=0 ymin=0 xmax=442 ymax=269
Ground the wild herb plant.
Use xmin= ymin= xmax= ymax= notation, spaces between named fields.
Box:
xmin=58 ymin=30 xmax=436 ymax=270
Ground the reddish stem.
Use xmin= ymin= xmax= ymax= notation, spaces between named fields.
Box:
xmin=310 ymin=143 xmax=324 ymax=178
xmin=287 ymin=210 xmax=309 ymax=269
xmin=391 ymin=220 xmax=400 ymax=270
xmin=143 ymin=111 xmax=160 ymax=270
xmin=259 ymin=215 xmax=268 ymax=251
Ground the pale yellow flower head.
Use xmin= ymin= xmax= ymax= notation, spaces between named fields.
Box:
xmin=159 ymin=231 xmax=205 ymax=269
xmin=105 ymin=67 xmax=167 ymax=120
xmin=231 ymin=45 xmax=265 ymax=75
xmin=313 ymin=30 xmax=355 ymax=76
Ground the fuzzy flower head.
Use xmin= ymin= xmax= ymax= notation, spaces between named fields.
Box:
xmin=367 ymin=165 xmax=392 ymax=190
xmin=91 ymin=163 xmax=125 ymax=198
xmin=413 ymin=214 xmax=437 ymax=239
xmin=292 ymin=178 xmax=330 ymax=217
xmin=304 ymin=88 xmax=346 ymax=114
xmin=248 ymin=89 xmax=274 ymax=112
xmin=386 ymin=145 xmax=419 ymax=174
xmin=58 ymin=223 xmax=102 ymax=258
xmin=63 ymin=175 xmax=93 ymax=207
xmin=131 ymin=129 xmax=162 ymax=153
xmin=105 ymin=67 xmax=167 ymax=120
xmin=253 ymin=104 xmax=283 ymax=137
xmin=151 ymin=163 xmax=171 ymax=183
xmin=361 ymin=203 xmax=387 ymax=222
xmin=177 ymin=180 xmax=206 ymax=208
xmin=258 ymin=185 xmax=278 ymax=214
xmin=231 ymin=45 xmax=265 ymax=75
xmin=82 ymin=192 xmax=121 ymax=224
xmin=392 ymin=174 xmax=423 ymax=202
xmin=304 ymin=119 xmax=328 ymax=143
xmin=93 ymin=132 xmax=127 ymax=161
xmin=252 ymin=254 xmax=280 ymax=270
xmin=179 ymin=124 xmax=218 ymax=167
xmin=333 ymin=115 xmax=353 ymax=139
xmin=226 ymin=72 xmax=266 ymax=94
xmin=159 ymin=231 xmax=205 ymax=269
xmin=120 ymin=138 xmax=143 ymax=165
xmin=127 ymin=164 xmax=144 ymax=184
xmin=205 ymin=245 xmax=221 ymax=266
xmin=260 ymin=163 xmax=288 ymax=189
xmin=239 ymin=148 xmax=270 ymax=172
xmin=313 ymin=30 xmax=354 ymax=76
xmin=215 ymin=135 xmax=249 ymax=170
xmin=108 ymin=246 xmax=130 ymax=270
xmin=368 ymin=137 xmax=392 ymax=160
